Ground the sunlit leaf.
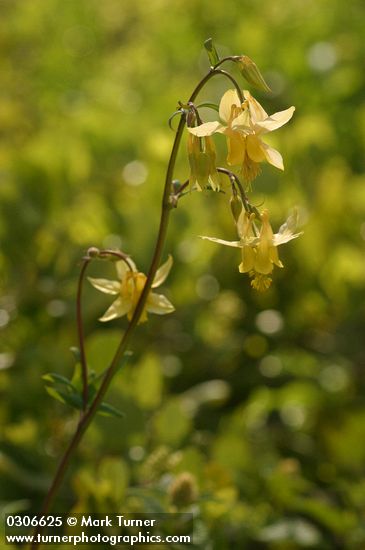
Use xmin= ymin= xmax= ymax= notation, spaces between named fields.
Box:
xmin=97 ymin=402 xmax=125 ymax=418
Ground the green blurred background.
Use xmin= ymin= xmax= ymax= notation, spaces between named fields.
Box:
xmin=1 ymin=0 xmax=365 ymax=548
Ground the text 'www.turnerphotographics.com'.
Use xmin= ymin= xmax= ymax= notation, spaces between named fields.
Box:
xmin=5 ymin=514 xmax=193 ymax=546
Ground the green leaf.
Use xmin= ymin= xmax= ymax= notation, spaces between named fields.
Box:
xmin=58 ymin=390 xmax=83 ymax=409
xmin=42 ymin=373 xmax=76 ymax=390
xmin=45 ymin=385 xmax=83 ymax=410
xmin=45 ymin=386 xmax=67 ymax=404
xmin=98 ymin=402 xmax=125 ymax=418
xmin=204 ymin=38 xmax=220 ymax=67
xmin=87 ymin=383 xmax=97 ymax=403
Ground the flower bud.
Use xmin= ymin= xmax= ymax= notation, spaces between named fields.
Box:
xmin=204 ymin=38 xmax=220 ymax=67
xmin=87 ymin=247 xmax=100 ymax=258
xmin=230 ymin=193 xmax=243 ymax=223
xmin=237 ymin=55 xmax=271 ymax=93
xmin=172 ymin=179 xmax=182 ymax=194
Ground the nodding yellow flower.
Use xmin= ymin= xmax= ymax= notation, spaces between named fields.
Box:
xmin=200 ymin=210 xmax=301 ymax=291
xmin=188 ymin=89 xmax=295 ymax=184
xmin=88 ymin=256 xmax=175 ymax=323
xmin=187 ymin=133 xmax=220 ymax=191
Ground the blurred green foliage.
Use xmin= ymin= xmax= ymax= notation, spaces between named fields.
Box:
xmin=1 ymin=0 xmax=365 ymax=548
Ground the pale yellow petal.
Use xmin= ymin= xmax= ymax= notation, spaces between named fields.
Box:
xmin=255 ymin=106 xmax=295 ymax=134
xmin=146 ymin=292 xmax=175 ymax=315
xmin=261 ymin=143 xmax=284 ymax=170
xmin=231 ymin=110 xmax=251 ymax=132
xmin=88 ymin=277 xmax=120 ymax=295
xmin=236 ymin=211 xmax=258 ymax=243
xmin=260 ymin=210 xmax=275 ymax=241
xmin=239 ymin=245 xmax=256 ymax=273
xmin=254 ymin=244 xmax=274 ymax=274
xmin=277 ymin=209 xmax=299 ymax=235
xmin=188 ymin=121 xmax=224 ymax=137
xmin=200 ymin=235 xmax=241 ymax=248
xmin=246 ymin=135 xmax=266 ymax=163
xmin=244 ymin=90 xmax=268 ymax=122
xmin=236 ymin=210 xmax=247 ymax=239
xmin=274 ymin=231 xmax=303 ymax=246
xmin=152 ymin=255 xmax=173 ymax=288
xmin=116 ymin=258 xmax=137 ymax=280
xmin=274 ymin=209 xmax=303 ymax=245
xmin=99 ymin=297 xmax=132 ymax=322
xmin=269 ymin=246 xmax=283 ymax=268
xmin=219 ymin=89 xmax=241 ymax=123
xmin=226 ymin=132 xmax=246 ymax=165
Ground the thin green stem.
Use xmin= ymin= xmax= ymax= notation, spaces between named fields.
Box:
xmin=217 ymin=167 xmax=250 ymax=212
xmin=217 ymin=167 xmax=261 ymax=220
xmin=30 ymin=64 xmax=241 ymax=550
xmin=213 ymin=56 xmax=240 ymax=71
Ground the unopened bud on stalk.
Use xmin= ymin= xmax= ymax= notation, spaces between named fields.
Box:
xmin=236 ymin=55 xmax=271 ymax=92
xmin=172 ymin=179 xmax=181 ymax=193
xmin=87 ymin=247 xmax=100 ymax=258
xmin=204 ymin=37 xmax=220 ymax=67
xmin=230 ymin=193 xmax=243 ymax=223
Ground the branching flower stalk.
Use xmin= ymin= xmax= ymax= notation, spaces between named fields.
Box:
xmin=31 ymin=41 xmax=299 ymax=549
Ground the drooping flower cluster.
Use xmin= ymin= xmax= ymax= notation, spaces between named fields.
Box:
xmin=201 ymin=209 xmax=302 ymax=291
xmin=188 ymin=89 xmax=295 ymax=185
xmin=185 ymin=65 xmax=299 ymax=291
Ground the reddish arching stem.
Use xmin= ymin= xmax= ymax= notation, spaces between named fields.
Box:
xmin=76 ymin=258 xmax=90 ymax=410
xmin=30 ymin=65 xmax=244 ymax=550
xmin=98 ymin=249 xmax=135 ymax=272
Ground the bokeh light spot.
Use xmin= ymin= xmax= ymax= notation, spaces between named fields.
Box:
xmin=122 ymin=161 xmax=148 ymax=186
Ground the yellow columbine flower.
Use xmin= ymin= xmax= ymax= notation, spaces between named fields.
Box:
xmin=187 ymin=133 xmax=220 ymax=191
xmin=188 ymin=89 xmax=295 ymax=183
xmin=88 ymin=256 xmax=175 ymax=323
xmin=200 ymin=210 xmax=301 ymax=291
